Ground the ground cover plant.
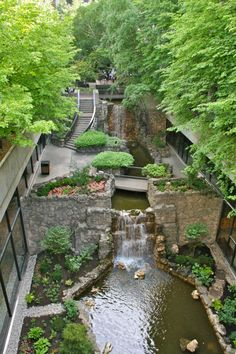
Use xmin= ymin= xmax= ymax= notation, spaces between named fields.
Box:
xmin=75 ymin=130 xmax=107 ymax=148
xmin=18 ymin=303 xmax=94 ymax=354
xmin=25 ymin=226 xmax=98 ymax=306
xmin=92 ymin=151 xmax=134 ymax=169
xmin=211 ymin=285 xmax=236 ymax=349
xmin=166 ymin=242 xmax=215 ymax=287
xmin=155 ymin=177 xmax=211 ymax=193
xmin=36 ymin=168 xmax=106 ymax=197
xmin=142 ymin=163 xmax=170 ymax=178
xmin=74 ymin=130 xmax=125 ymax=149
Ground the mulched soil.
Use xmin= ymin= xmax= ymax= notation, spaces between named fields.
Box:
xmin=18 ymin=314 xmax=82 ymax=354
xmin=29 ymin=251 xmax=100 ymax=307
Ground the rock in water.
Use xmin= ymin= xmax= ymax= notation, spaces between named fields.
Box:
xmin=186 ymin=339 xmax=198 ymax=352
xmin=180 ymin=338 xmax=198 ymax=352
xmin=117 ymin=262 xmax=126 ymax=270
xmin=102 ymin=342 xmax=113 ymax=354
xmin=91 ymin=286 xmax=100 ymax=294
xmin=134 ymin=270 xmax=145 ymax=279
xmin=191 ymin=290 xmax=200 ymax=300
xmin=84 ymin=299 xmax=95 ymax=308
xmin=180 ymin=338 xmax=191 ymax=351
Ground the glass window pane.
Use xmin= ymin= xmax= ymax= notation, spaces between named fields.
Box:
xmin=18 ymin=173 xmax=27 ymax=198
xmin=0 ymin=284 xmax=10 ymax=353
xmin=0 ymin=239 xmax=19 ymax=307
xmin=12 ymin=215 xmax=27 ymax=272
xmin=0 ymin=215 xmax=9 ymax=254
xmin=7 ymin=194 xmax=19 ymax=227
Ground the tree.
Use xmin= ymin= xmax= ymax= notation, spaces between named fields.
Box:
xmin=0 ymin=0 xmax=76 ymax=145
xmin=160 ymin=0 xmax=236 ymax=187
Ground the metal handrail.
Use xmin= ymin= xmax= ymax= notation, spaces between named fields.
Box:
xmin=64 ymin=90 xmax=80 ymax=142
xmin=84 ymin=89 xmax=97 ymax=132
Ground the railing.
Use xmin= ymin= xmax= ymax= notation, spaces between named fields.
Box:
xmin=64 ymin=90 xmax=80 ymax=143
xmin=84 ymin=89 xmax=98 ymax=132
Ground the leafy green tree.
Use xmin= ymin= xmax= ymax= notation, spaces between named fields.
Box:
xmin=161 ymin=0 xmax=236 ymax=187
xmin=0 ymin=0 xmax=76 ymax=145
xmin=73 ymin=1 xmax=110 ymax=81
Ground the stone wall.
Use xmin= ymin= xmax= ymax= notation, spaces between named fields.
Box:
xmin=21 ymin=176 xmax=115 ymax=256
xmin=148 ymin=179 xmax=223 ymax=247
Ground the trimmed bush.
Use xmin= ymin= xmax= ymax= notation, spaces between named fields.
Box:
xmin=74 ymin=131 xmax=107 ymax=148
xmin=42 ymin=226 xmax=72 ymax=255
xmin=92 ymin=151 xmax=134 ymax=169
xmin=106 ymin=136 xmax=124 ymax=147
xmin=60 ymin=323 xmax=94 ymax=354
xmin=185 ymin=222 xmax=208 ymax=241
xmin=142 ymin=163 xmax=170 ymax=178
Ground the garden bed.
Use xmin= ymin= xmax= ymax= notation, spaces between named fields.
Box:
xmin=18 ymin=306 xmax=95 ymax=354
xmin=28 ymin=250 xmax=100 ymax=307
xmin=35 ymin=168 xmax=108 ymax=197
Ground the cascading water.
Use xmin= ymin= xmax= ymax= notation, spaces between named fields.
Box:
xmin=114 ymin=210 xmax=151 ymax=268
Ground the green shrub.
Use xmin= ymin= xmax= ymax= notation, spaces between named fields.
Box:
xmin=27 ymin=327 xmax=44 ymax=341
xmin=191 ymin=263 xmax=214 ymax=287
xmin=63 ymin=299 xmax=78 ymax=321
xmin=142 ymin=164 xmax=170 ymax=178
xmin=79 ymin=244 xmax=97 ymax=262
xmin=39 ymin=257 xmax=52 ymax=274
xmin=230 ymin=332 xmax=236 ymax=348
xmin=44 ymin=282 xmax=60 ymax=303
xmin=33 ymin=337 xmax=50 ymax=354
xmin=52 ymin=264 xmax=63 ymax=282
xmin=65 ymin=255 xmax=82 ymax=273
xmin=218 ymin=298 xmax=236 ymax=326
xmin=92 ymin=151 xmax=134 ymax=169
xmin=42 ymin=226 xmax=72 ymax=255
xmin=60 ymin=323 xmax=94 ymax=354
xmin=185 ymin=222 xmax=208 ymax=241
xmin=228 ymin=284 xmax=236 ymax=297
xmin=152 ymin=133 xmax=165 ymax=149
xmin=75 ymin=131 xmax=107 ymax=148
xmin=106 ymin=136 xmax=123 ymax=147
xmin=65 ymin=244 xmax=97 ymax=272
xmin=25 ymin=292 xmax=35 ymax=305
xmin=50 ymin=316 xmax=65 ymax=333
xmin=211 ymin=299 xmax=223 ymax=312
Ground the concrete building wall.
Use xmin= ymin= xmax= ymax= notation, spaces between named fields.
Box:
xmin=148 ymin=179 xmax=223 ymax=247
xmin=0 ymin=134 xmax=40 ymax=221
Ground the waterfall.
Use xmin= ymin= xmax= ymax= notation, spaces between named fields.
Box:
xmin=110 ymin=105 xmax=126 ymax=139
xmin=115 ymin=211 xmax=150 ymax=268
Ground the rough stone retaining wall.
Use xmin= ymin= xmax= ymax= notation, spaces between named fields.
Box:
xmin=148 ymin=179 xmax=223 ymax=246
xmin=21 ymin=176 xmax=115 ymax=255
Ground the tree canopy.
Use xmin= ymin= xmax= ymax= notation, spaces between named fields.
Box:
xmin=72 ymin=0 xmax=236 ymax=193
xmin=0 ymin=0 xmax=76 ymax=145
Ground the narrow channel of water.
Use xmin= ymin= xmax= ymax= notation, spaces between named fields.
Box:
xmin=84 ymin=268 xmax=223 ymax=354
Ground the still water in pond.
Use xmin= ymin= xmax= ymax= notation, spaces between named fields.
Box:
xmin=112 ymin=190 xmax=149 ymax=210
xmin=85 ymin=268 xmax=223 ymax=354
xmin=127 ymin=142 xmax=154 ymax=167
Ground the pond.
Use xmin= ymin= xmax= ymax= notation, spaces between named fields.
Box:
xmin=83 ymin=267 xmax=223 ymax=354
xmin=112 ymin=190 xmax=149 ymax=210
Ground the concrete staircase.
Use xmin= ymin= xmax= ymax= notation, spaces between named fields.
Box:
xmin=65 ymin=93 xmax=94 ymax=150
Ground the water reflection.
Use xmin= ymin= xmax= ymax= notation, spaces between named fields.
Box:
xmin=84 ymin=268 xmax=223 ymax=354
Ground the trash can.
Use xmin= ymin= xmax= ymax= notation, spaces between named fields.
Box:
xmin=41 ymin=160 xmax=50 ymax=175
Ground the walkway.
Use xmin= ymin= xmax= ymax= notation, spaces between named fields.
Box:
xmin=64 ymin=92 xmax=94 ymax=150
xmin=34 ymin=144 xmax=97 ymax=185
xmin=115 ymin=176 xmax=148 ymax=192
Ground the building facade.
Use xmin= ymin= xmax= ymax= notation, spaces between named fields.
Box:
xmin=0 ymin=135 xmax=46 ymax=352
